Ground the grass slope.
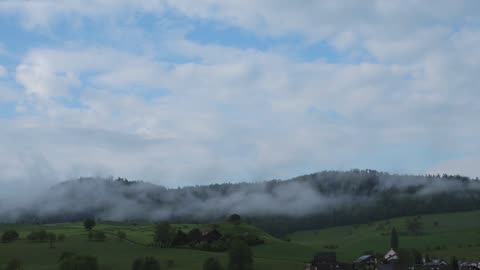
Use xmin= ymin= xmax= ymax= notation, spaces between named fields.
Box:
xmin=288 ymin=210 xmax=480 ymax=262
xmin=0 ymin=221 xmax=315 ymax=270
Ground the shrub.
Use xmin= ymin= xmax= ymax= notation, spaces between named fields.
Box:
xmin=5 ymin=258 xmax=23 ymax=270
xmin=27 ymin=230 xmax=49 ymax=241
xmin=92 ymin=231 xmax=106 ymax=241
xmin=132 ymin=256 xmax=161 ymax=270
xmin=58 ymin=234 xmax=66 ymax=242
xmin=203 ymin=257 xmax=224 ymax=270
xmin=59 ymin=253 xmax=99 ymax=270
xmin=1 ymin=230 xmax=19 ymax=243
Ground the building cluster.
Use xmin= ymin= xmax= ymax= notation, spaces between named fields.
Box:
xmin=304 ymin=249 xmax=480 ymax=270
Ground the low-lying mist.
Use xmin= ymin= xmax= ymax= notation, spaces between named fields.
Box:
xmin=1 ymin=170 xmax=479 ymax=227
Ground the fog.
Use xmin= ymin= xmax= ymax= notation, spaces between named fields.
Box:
xmin=1 ymin=170 xmax=478 ymax=223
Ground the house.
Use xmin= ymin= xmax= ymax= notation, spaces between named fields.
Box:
xmin=384 ymin=249 xmax=399 ymax=264
xmin=200 ymin=229 xmax=222 ymax=243
xmin=306 ymin=252 xmax=346 ymax=270
xmin=353 ymin=255 xmax=377 ymax=270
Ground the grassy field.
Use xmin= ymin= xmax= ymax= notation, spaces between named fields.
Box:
xmin=1 ymin=210 xmax=479 ymax=269
xmin=0 ymin=221 xmax=315 ymax=270
xmin=288 ymin=210 xmax=480 ymax=262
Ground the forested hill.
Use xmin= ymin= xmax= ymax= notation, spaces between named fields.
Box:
xmin=1 ymin=170 xmax=479 ymax=236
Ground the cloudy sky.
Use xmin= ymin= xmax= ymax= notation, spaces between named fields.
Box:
xmin=0 ymin=1 xmax=480 ymax=188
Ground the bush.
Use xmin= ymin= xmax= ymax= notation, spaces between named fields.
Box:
xmin=203 ymin=257 xmax=224 ymax=270
xmin=117 ymin=231 xmax=127 ymax=241
xmin=58 ymin=234 xmax=66 ymax=242
xmin=227 ymin=214 xmax=242 ymax=224
xmin=27 ymin=230 xmax=49 ymax=241
xmin=5 ymin=258 xmax=23 ymax=270
xmin=1 ymin=230 xmax=19 ymax=243
xmin=166 ymin=259 xmax=174 ymax=268
xmin=91 ymin=231 xmax=106 ymax=241
xmin=132 ymin=256 xmax=161 ymax=270
xmin=59 ymin=253 xmax=99 ymax=270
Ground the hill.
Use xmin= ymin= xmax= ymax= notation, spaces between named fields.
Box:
xmin=288 ymin=210 xmax=480 ymax=262
xmin=0 ymin=221 xmax=316 ymax=270
xmin=1 ymin=170 xmax=480 ymax=236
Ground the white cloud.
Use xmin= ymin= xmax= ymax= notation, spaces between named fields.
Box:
xmin=1 ymin=1 xmax=480 ymax=186
xmin=0 ymin=65 xmax=7 ymax=78
xmin=429 ymin=157 xmax=480 ymax=179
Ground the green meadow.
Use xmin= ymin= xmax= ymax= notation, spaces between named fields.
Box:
xmin=1 ymin=210 xmax=479 ymax=270
xmin=0 ymin=221 xmax=315 ymax=270
xmin=288 ymin=210 xmax=480 ymax=262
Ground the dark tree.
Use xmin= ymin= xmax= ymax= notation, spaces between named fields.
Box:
xmin=5 ymin=258 xmax=23 ymax=270
xmin=131 ymin=256 xmax=161 ymax=270
xmin=154 ymin=222 xmax=174 ymax=247
xmin=92 ymin=231 xmax=106 ymax=241
xmin=59 ymin=253 xmax=99 ymax=270
xmin=117 ymin=231 xmax=127 ymax=241
xmin=204 ymin=257 xmax=224 ymax=270
xmin=84 ymin=218 xmax=96 ymax=231
xmin=451 ymin=256 xmax=459 ymax=270
xmin=48 ymin=233 xmax=57 ymax=248
xmin=228 ymin=214 xmax=242 ymax=224
xmin=405 ymin=216 xmax=423 ymax=235
xmin=228 ymin=239 xmax=253 ymax=270
xmin=1 ymin=230 xmax=19 ymax=243
xmin=390 ymin=227 xmax=399 ymax=249
xmin=58 ymin=234 xmax=66 ymax=242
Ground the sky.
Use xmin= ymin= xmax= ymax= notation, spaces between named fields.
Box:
xmin=0 ymin=1 xmax=480 ymax=188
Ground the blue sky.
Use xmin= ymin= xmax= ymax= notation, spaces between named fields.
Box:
xmin=1 ymin=1 xmax=480 ymax=187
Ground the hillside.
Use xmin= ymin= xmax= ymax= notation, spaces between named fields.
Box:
xmin=0 ymin=221 xmax=316 ymax=270
xmin=2 ymin=170 xmax=480 ymax=237
xmin=288 ymin=210 xmax=480 ymax=262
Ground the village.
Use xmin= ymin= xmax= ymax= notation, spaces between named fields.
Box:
xmin=305 ymin=248 xmax=480 ymax=270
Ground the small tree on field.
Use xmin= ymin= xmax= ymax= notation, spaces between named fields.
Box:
xmin=390 ymin=227 xmax=399 ymax=249
xmin=58 ymin=234 xmax=66 ymax=242
xmin=117 ymin=231 xmax=127 ymax=241
xmin=405 ymin=216 xmax=423 ymax=235
xmin=203 ymin=257 xmax=224 ymax=270
xmin=131 ymin=256 xmax=161 ymax=270
xmin=84 ymin=218 xmax=96 ymax=231
xmin=451 ymin=256 xmax=459 ymax=270
xmin=5 ymin=258 xmax=23 ymax=270
xmin=1 ymin=230 xmax=19 ymax=243
xmin=59 ymin=253 xmax=99 ymax=270
xmin=48 ymin=233 xmax=57 ymax=248
xmin=228 ymin=239 xmax=253 ymax=270
xmin=227 ymin=214 xmax=242 ymax=224
xmin=153 ymin=222 xmax=174 ymax=247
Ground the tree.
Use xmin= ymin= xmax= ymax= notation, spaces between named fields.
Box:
xmin=5 ymin=258 xmax=23 ymax=270
xmin=451 ymin=256 xmax=459 ymax=270
xmin=1 ymin=230 xmax=19 ymax=243
xmin=390 ymin=227 xmax=399 ymax=249
xmin=91 ymin=231 xmax=106 ymax=241
xmin=84 ymin=218 xmax=96 ymax=231
xmin=58 ymin=234 xmax=66 ymax=242
xmin=59 ymin=253 xmax=99 ymax=270
xmin=153 ymin=222 xmax=174 ymax=247
xmin=48 ymin=233 xmax=57 ymax=248
xmin=405 ymin=216 xmax=423 ymax=235
xmin=117 ymin=231 xmax=127 ymax=241
xmin=204 ymin=257 xmax=224 ymax=270
xmin=228 ymin=214 xmax=242 ymax=224
xmin=228 ymin=239 xmax=253 ymax=270
xmin=131 ymin=257 xmax=161 ymax=270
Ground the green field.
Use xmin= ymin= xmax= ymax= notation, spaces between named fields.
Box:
xmin=1 ymin=211 xmax=479 ymax=270
xmin=288 ymin=210 xmax=480 ymax=262
xmin=0 ymin=221 xmax=315 ymax=270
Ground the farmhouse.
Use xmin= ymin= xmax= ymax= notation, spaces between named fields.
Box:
xmin=353 ymin=255 xmax=377 ymax=270
xmin=200 ymin=228 xmax=222 ymax=243
xmin=306 ymin=252 xmax=345 ymax=270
